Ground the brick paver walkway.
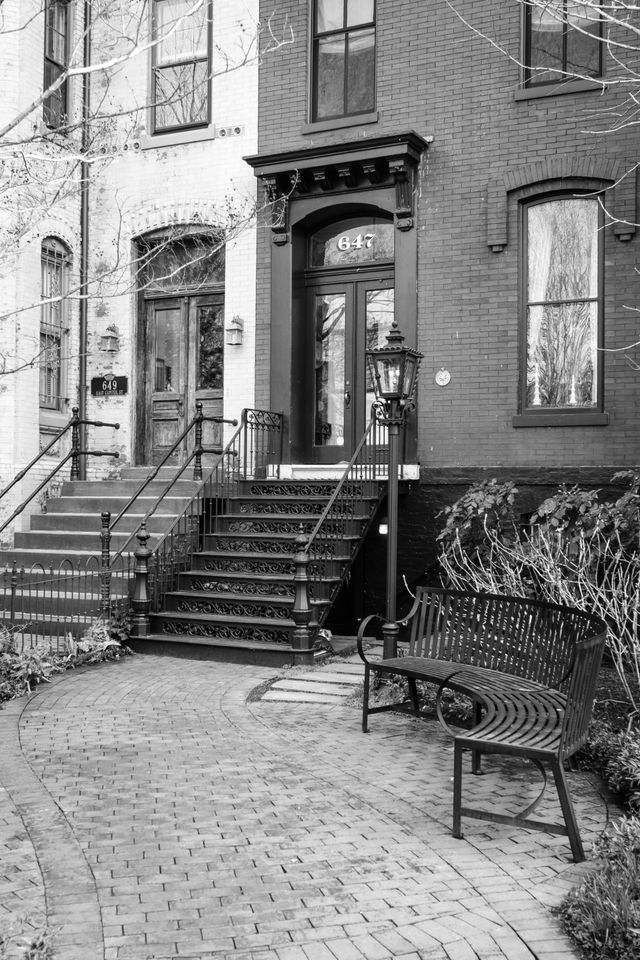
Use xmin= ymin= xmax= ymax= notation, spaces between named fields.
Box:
xmin=0 ymin=655 xmax=615 ymax=960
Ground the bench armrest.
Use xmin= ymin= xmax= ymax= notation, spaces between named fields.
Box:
xmin=356 ymin=614 xmax=385 ymax=665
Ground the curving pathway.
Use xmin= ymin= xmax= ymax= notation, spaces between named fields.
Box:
xmin=0 ymin=655 xmax=617 ymax=960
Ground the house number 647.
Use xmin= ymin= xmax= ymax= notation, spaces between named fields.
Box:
xmin=337 ymin=233 xmax=375 ymax=251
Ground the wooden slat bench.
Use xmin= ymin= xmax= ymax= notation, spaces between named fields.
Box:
xmin=357 ymin=587 xmax=606 ymax=861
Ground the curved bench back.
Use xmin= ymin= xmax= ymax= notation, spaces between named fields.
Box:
xmin=410 ymin=587 xmax=604 ymax=691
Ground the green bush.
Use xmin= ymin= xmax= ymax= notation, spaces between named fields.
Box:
xmin=558 ymin=818 xmax=640 ymax=960
xmin=579 ymin=722 xmax=640 ymax=816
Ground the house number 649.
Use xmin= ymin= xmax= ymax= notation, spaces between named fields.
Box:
xmin=337 ymin=233 xmax=375 ymax=251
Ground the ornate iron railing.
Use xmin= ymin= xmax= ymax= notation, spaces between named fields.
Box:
xmin=302 ymin=414 xmax=388 ymax=622
xmin=130 ymin=409 xmax=283 ymax=616
xmin=0 ymin=406 xmax=120 ymax=537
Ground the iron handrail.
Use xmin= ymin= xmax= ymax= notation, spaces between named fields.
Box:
xmin=138 ymin=408 xmax=283 ymax=611
xmin=0 ymin=449 xmax=119 ymax=536
xmin=108 ymin=401 xmax=237 ymax=547
xmin=303 ymin=417 xmax=380 ymax=553
xmin=0 ymin=406 xmax=119 ymax=503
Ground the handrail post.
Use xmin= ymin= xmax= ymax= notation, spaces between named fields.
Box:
xmin=100 ymin=511 xmax=111 ymax=617
xmin=192 ymin=401 xmax=204 ymax=481
xmin=70 ymin=407 xmax=81 ymax=481
xmin=9 ymin=560 xmax=17 ymax=625
xmin=131 ymin=522 xmax=151 ymax=637
xmin=291 ymin=530 xmax=316 ymax=666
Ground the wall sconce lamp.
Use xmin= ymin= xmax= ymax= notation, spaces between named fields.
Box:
xmin=226 ymin=315 xmax=244 ymax=346
xmin=99 ymin=324 xmax=120 ymax=352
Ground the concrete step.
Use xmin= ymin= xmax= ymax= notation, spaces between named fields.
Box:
xmin=128 ymin=633 xmax=302 ymax=667
xmin=46 ymin=496 xmax=192 ymax=515
xmin=60 ymin=478 xmax=201 ymax=497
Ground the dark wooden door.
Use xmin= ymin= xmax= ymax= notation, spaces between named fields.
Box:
xmin=306 ymin=273 xmax=394 ymax=463
xmin=144 ymin=294 xmax=224 ymax=465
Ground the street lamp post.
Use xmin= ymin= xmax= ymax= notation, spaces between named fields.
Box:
xmin=366 ymin=321 xmax=423 ymax=659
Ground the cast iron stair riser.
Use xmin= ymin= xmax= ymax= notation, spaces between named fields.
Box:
xmin=138 ymin=478 xmax=383 ymax=664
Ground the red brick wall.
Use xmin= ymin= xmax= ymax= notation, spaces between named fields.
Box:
xmin=256 ymin=0 xmax=639 ymax=471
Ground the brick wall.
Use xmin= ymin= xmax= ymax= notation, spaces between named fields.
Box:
xmin=256 ymin=0 xmax=639 ymax=473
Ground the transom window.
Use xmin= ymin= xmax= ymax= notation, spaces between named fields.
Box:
xmin=40 ymin=238 xmax=70 ymax=410
xmin=312 ymin=0 xmax=376 ymax=121
xmin=524 ymin=0 xmax=602 ymax=86
xmin=523 ymin=196 xmax=601 ymax=413
xmin=43 ymin=0 xmax=70 ymax=128
xmin=152 ymin=0 xmax=211 ymax=133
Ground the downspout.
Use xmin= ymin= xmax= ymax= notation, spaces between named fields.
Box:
xmin=78 ymin=0 xmax=92 ymax=478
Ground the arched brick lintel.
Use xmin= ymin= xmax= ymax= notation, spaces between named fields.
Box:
xmin=487 ymin=156 xmax=636 ymax=250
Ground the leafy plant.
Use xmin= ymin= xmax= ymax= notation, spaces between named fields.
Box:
xmin=437 ymin=479 xmax=519 ymax=558
xmin=558 ymin=817 xmax=640 ymax=960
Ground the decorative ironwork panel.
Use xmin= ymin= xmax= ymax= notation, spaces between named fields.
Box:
xmin=162 ymin=619 xmax=290 ymax=644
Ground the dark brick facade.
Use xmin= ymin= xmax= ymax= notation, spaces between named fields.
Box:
xmin=253 ymin=1 xmax=639 ymax=624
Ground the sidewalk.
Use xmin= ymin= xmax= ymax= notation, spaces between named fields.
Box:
xmin=0 ymin=653 xmax=614 ymax=960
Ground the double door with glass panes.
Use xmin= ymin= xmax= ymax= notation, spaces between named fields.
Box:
xmin=144 ymin=294 xmax=223 ymax=464
xmin=308 ymin=275 xmax=394 ymax=462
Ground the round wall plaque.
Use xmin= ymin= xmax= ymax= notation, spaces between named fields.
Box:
xmin=435 ymin=369 xmax=451 ymax=386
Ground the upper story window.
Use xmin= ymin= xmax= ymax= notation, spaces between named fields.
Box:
xmin=524 ymin=1 xmax=602 ymax=86
xmin=152 ymin=0 xmax=211 ymax=133
xmin=312 ymin=0 xmax=376 ymax=121
xmin=523 ymin=196 xmax=602 ymax=416
xmin=40 ymin=238 xmax=71 ymax=410
xmin=43 ymin=0 xmax=70 ymax=128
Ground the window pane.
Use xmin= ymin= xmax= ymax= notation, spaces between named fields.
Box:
xmin=46 ymin=1 xmax=68 ymax=62
xmin=528 ymin=199 xmax=598 ymax=302
xmin=310 ymin=218 xmax=394 ymax=267
xmin=566 ymin=1 xmax=600 ymax=75
xmin=347 ymin=0 xmax=374 ymax=26
xmin=527 ymin=302 xmax=597 ymax=408
xmin=156 ymin=0 xmax=208 ymax=63
xmin=154 ymin=60 xmax=209 ymax=129
xmin=528 ymin=1 xmax=563 ymax=83
xmin=316 ymin=35 xmax=345 ymax=118
xmin=346 ymin=28 xmax=375 ymax=114
xmin=314 ymin=293 xmax=345 ymax=447
xmin=140 ymin=234 xmax=224 ymax=292
xmin=154 ymin=307 xmax=183 ymax=392
xmin=365 ymin=288 xmax=394 ymax=434
xmin=317 ymin=0 xmax=343 ymax=32
xmin=197 ymin=303 xmax=224 ymax=390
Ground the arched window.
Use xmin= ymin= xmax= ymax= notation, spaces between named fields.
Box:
xmin=40 ymin=238 xmax=71 ymax=410
xmin=520 ymin=195 xmax=603 ymax=420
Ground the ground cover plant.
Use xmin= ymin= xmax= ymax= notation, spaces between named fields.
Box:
xmin=0 ymin=614 xmax=132 ymax=705
xmin=436 ymin=474 xmax=640 ymax=959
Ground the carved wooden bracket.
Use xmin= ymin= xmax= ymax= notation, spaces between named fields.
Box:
xmin=247 ymin=132 xmax=430 ymax=243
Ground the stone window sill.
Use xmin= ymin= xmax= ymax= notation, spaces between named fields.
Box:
xmin=301 ymin=112 xmax=379 ymax=135
xmin=512 ymin=411 xmax=609 ymax=427
xmin=515 ymin=79 xmax=605 ymax=101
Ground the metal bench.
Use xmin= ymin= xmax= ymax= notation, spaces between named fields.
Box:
xmin=357 ymin=587 xmax=606 ymax=861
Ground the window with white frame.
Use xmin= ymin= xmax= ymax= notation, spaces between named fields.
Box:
xmin=43 ymin=0 xmax=70 ymax=127
xmin=40 ymin=238 xmax=70 ymax=410
xmin=523 ymin=196 xmax=602 ymax=414
xmin=152 ymin=0 xmax=211 ymax=133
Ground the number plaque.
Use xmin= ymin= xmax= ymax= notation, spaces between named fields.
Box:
xmin=91 ymin=375 xmax=128 ymax=397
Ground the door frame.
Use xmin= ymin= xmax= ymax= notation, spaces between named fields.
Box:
xmin=303 ymin=266 xmax=394 ymax=463
xmin=135 ymin=287 xmax=225 ymax=465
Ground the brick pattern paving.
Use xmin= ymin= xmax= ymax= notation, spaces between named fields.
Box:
xmin=0 ymin=657 xmax=616 ymax=960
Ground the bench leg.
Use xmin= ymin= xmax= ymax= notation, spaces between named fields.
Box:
xmin=453 ymin=740 xmax=463 ymax=839
xmin=362 ymin=664 xmax=370 ymax=733
xmin=552 ymin=760 xmax=584 ymax=863
xmin=471 ymin=700 xmax=483 ymax=775
xmin=408 ymin=678 xmax=420 ymax=716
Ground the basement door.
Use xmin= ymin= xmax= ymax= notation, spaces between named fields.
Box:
xmin=144 ymin=294 xmax=224 ymax=464
xmin=308 ymin=275 xmax=394 ymax=462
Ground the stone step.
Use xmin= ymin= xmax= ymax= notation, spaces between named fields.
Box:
xmin=128 ymin=632 xmax=301 ymax=668
xmin=30 ymin=512 xmax=179 ymax=534
xmin=61 ymin=478 xmax=201 ymax=497
xmin=46 ymin=496 xmax=192 ymax=515
xmin=13 ymin=530 xmax=161 ymax=551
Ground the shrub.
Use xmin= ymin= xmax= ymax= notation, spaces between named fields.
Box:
xmin=558 ymin=818 xmax=640 ymax=960
xmin=0 ymin=616 xmax=132 ymax=706
xmin=437 ymin=473 xmax=640 ymax=722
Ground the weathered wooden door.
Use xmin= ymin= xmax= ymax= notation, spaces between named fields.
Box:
xmin=144 ymin=294 xmax=224 ymax=465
